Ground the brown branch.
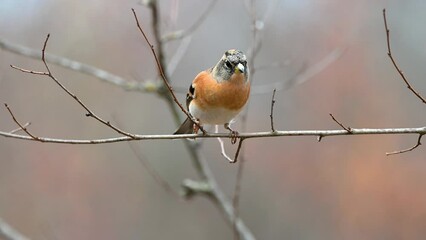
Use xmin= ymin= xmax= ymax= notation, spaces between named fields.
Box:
xmin=383 ymin=8 xmax=426 ymax=105
xmin=329 ymin=113 xmax=352 ymax=133
xmin=386 ymin=134 xmax=424 ymax=156
xmin=230 ymin=138 xmax=245 ymax=164
xmin=4 ymin=103 xmax=40 ymax=141
xmin=10 ymin=34 xmax=136 ymax=139
xmin=270 ymin=89 xmax=277 ymax=132
xmin=131 ymin=8 xmax=206 ymax=134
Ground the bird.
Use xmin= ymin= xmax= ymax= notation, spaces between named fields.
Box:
xmin=174 ymin=49 xmax=250 ymax=140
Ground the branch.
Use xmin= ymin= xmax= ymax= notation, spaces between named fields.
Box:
xmin=329 ymin=113 xmax=352 ymax=133
xmin=0 ymin=217 xmax=30 ymax=240
xmin=8 ymin=122 xmax=31 ymax=134
xmin=1 ymin=127 xmax=425 ymax=143
xmin=132 ymin=4 xmax=251 ymax=238
xmin=232 ymin=151 xmax=247 ymax=240
xmin=250 ymin=47 xmax=345 ymax=95
xmin=386 ymin=134 xmax=424 ymax=156
xmin=383 ymin=8 xmax=426 ymax=105
xmin=10 ymin=34 xmax=136 ymax=139
xmin=230 ymin=138 xmax=245 ymax=164
xmin=270 ymin=89 xmax=277 ymax=132
xmin=160 ymin=0 xmax=219 ymax=42
xmin=196 ymin=155 xmax=256 ymax=240
xmin=0 ymin=38 xmax=159 ymax=92
xmin=4 ymin=104 xmax=40 ymax=140
xmin=131 ymin=8 xmax=206 ymax=134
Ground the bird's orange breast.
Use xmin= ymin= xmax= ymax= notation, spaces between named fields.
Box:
xmin=193 ymin=71 xmax=250 ymax=111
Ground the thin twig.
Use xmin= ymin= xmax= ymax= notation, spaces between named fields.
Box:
xmin=383 ymin=8 xmax=426 ymax=104
xmin=131 ymin=8 xmax=206 ymax=134
xmin=9 ymin=122 xmax=31 ymax=134
xmin=386 ymin=134 xmax=424 ymax=156
xmin=231 ymin=138 xmax=245 ymax=163
xmin=270 ymin=89 xmax=277 ymax=132
xmin=10 ymin=34 xmax=137 ymax=139
xmin=4 ymin=104 xmax=40 ymax=141
xmin=250 ymin=47 xmax=345 ymax=95
xmin=9 ymin=66 xmax=48 ymax=75
xmin=160 ymin=0 xmax=219 ymax=42
xmin=329 ymin=113 xmax=352 ymax=133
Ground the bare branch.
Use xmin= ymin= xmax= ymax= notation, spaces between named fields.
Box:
xmin=383 ymin=9 xmax=426 ymax=105
xmin=0 ymin=37 xmax=159 ymax=92
xmin=0 ymin=217 xmax=30 ymax=240
xmin=250 ymin=48 xmax=345 ymax=95
xmin=196 ymin=155 xmax=256 ymax=240
xmin=386 ymin=134 xmax=424 ymax=156
xmin=1 ymin=125 xmax=425 ymax=146
xmin=232 ymin=152 xmax=246 ymax=240
xmin=160 ymin=0 xmax=219 ymax=42
xmin=270 ymin=89 xmax=277 ymax=132
xmin=181 ymin=179 xmax=212 ymax=199
xmin=4 ymin=103 xmax=40 ymax=141
xmin=230 ymin=138 xmax=245 ymax=164
xmin=166 ymin=36 xmax=192 ymax=76
xmin=329 ymin=113 xmax=352 ymax=133
xmin=14 ymin=35 xmax=136 ymax=138
xmin=9 ymin=122 xmax=31 ymax=134
xmin=131 ymin=9 xmax=206 ymax=134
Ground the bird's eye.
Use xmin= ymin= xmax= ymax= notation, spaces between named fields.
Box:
xmin=224 ymin=60 xmax=232 ymax=69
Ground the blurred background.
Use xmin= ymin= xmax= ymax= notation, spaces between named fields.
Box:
xmin=1 ymin=0 xmax=426 ymax=239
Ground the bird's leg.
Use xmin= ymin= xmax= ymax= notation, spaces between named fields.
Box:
xmin=224 ymin=123 xmax=238 ymax=144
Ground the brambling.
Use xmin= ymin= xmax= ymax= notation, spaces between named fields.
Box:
xmin=174 ymin=49 xmax=250 ymax=138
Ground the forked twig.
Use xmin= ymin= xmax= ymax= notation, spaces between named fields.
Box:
xmin=383 ymin=9 xmax=426 ymax=105
xmin=10 ymin=34 xmax=137 ymax=139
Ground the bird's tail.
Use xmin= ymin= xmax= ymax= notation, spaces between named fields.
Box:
xmin=174 ymin=117 xmax=195 ymax=134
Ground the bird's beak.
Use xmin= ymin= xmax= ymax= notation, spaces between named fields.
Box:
xmin=235 ymin=63 xmax=245 ymax=74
